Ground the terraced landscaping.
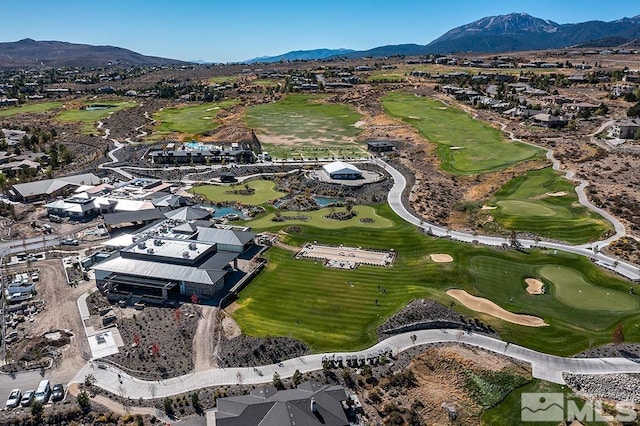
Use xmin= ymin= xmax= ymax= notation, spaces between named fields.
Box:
xmin=56 ymin=101 xmax=136 ymax=133
xmin=487 ymin=167 xmax=612 ymax=244
xmin=150 ymin=100 xmax=238 ymax=140
xmin=233 ymin=204 xmax=640 ymax=355
xmin=382 ymin=92 xmax=542 ymax=174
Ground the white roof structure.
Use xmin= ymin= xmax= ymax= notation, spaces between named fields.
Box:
xmin=322 ymin=161 xmax=361 ymax=176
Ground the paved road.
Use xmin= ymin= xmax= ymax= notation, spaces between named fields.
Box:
xmin=376 ymin=158 xmax=640 ymax=281
xmin=0 ymin=235 xmax=60 ymax=257
xmin=64 ymin=329 xmax=640 ymax=400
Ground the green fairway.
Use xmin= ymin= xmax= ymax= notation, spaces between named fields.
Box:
xmin=192 ymin=180 xmax=286 ymax=205
xmin=150 ymin=100 xmax=237 ymax=140
xmin=481 ymin=380 xmax=609 ymax=426
xmin=244 ymin=93 xmax=362 ymax=142
xmin=487 ymin=168 xmax=612 ymax=244
xmin=246 ymin=205 xmax=394 ymax=230
xmin=233 ymin=204 xmax=640 ymax=354
xmin=381 ymin=93 xmax=542 ymax=174
xmin=56 ymin=102 xmax=136 ymax=133
xmin=0 ymin=101 xmax=63 ymax=117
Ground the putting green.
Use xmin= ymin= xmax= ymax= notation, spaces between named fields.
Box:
xmin=192 ymin=180 xmax=286 ymax=205
xmin=539 ymin=265 xmax=639 ymax=311
xmin=496 ymin=200 xmax=556 ymax=217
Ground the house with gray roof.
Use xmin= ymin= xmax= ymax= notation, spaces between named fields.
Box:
xmin=211 ymin=381 xmax=360 ymax=426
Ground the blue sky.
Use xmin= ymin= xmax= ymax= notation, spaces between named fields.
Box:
xmin=1 ymin=1 xmax=637 ymax=62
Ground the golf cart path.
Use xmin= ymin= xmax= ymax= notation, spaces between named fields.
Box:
xmin=377 ymin=157 xmax=640 ymax=281
xmin=72 ymin=329 xmax=640 ymax=399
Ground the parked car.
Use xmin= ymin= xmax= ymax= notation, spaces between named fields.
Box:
xmin=31 ymin=272 xmax=39 ymax=282
xmin=50 ymin=384 xmax=65 ymax=402
xmin=60 ymin=238 xmax=79 ymax=246
xmin=6 ymin=389 xmax=21 ymax=409
xmin=20 ymin=390 xmax=34 ymax=407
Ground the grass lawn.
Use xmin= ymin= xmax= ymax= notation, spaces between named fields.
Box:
xmin=56 ymin=101 xmax=136 ymax=134
xmin=481 ymin=380 xmax=610 ymax=425
xmin=261 ymin=143 xmax=369 ymax=161
xmin=245 ymin=205 xmax=394 ymax=230
xmin=487 ymin=168 xmax=612 ymax=244
xmin=208 ymin=76 xmax=238 ymax=84
xmin=382 ymin=93 xmax=542 ymax=174
xmin=150 ymin=100 xmax=238 ymax=140
xmin=367 ymin=72 xmax=406 ymax=83
xmin=232 ymin=203 xmax=640 ymax=354
xmin=244 ymin=93 xmax=362 ymax=142
xmin=0 ymin=101 xmax=63 ymax=117
xmin=192 ymin=180 xmax=286 ymax=205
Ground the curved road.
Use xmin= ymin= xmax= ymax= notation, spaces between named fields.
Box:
xmin=376 ymin=158 xmax=640 ymax=281
xmin=69 ymin=328 xmax=640 ymax=398
xmin=96 ymin=120 xmax=133 ymax=180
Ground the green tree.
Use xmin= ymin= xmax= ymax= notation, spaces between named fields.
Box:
xmin=77 ymin=391 xmax=91 ymax=412
xmin=272 ymin=372 xmax=285 ymax=390
xmin=31 ymin=400 xmax=44 ymax=420
xmin=292 ymin=369 xmax=303 ymax=386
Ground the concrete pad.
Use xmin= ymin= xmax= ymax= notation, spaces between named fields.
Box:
xmin=88 ymin=330 xmax=122 ymax=359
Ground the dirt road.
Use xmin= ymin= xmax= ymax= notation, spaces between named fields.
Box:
xmin=192 ymin=305 xmax=217 ymax=371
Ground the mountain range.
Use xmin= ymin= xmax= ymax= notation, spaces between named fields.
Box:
xmin=0 ymin=38 xmax=186 ymax=68
xmin=1 ymin=13 xmax=639 ymax=68
xmin=245 ymin=13 xmax=640 ymax=62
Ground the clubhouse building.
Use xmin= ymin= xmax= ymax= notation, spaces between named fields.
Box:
xmin=94 ymin=217 xmax=257 ymax=303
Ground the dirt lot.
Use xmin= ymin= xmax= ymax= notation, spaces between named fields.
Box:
xmin=3 ymin=257 xmax=90 ymax=383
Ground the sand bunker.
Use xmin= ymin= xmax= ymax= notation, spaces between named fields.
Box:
xmin=481 ymin=205 xmax=497 ymax=210
xmin=446 ymin=289 xmax=548 ymax=327
xmin=525 ymin=278 xmax=544 ymax=295
xmin=430 ymin=254 xmax=453 ymax=263
xmin=408 ymin=116 xmax=422 ymax=119
xmin=205 ymin=106 xmax=220 ymax=111
xmin=449 ymin=146 xmax=465 ymax=150
xmin=545 ymin=191 xmax=567 ymax=197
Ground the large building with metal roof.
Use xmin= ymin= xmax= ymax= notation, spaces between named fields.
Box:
xmin=94 ymin=219 xmax=257 ymax=302
xmin=9 ymin=173 xmax=102 ymax=202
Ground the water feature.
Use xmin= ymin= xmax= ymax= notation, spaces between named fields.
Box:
xmin=313 ymin=196 xmax=343 ymax=207
xmin=213 ymin=206 xmax=246 ymax=219
xmin=85 ymin=104 xmax=114 ymax=111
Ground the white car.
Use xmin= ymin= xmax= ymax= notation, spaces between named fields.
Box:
xmin=6 ymin=389 xmax=21 ymax=409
